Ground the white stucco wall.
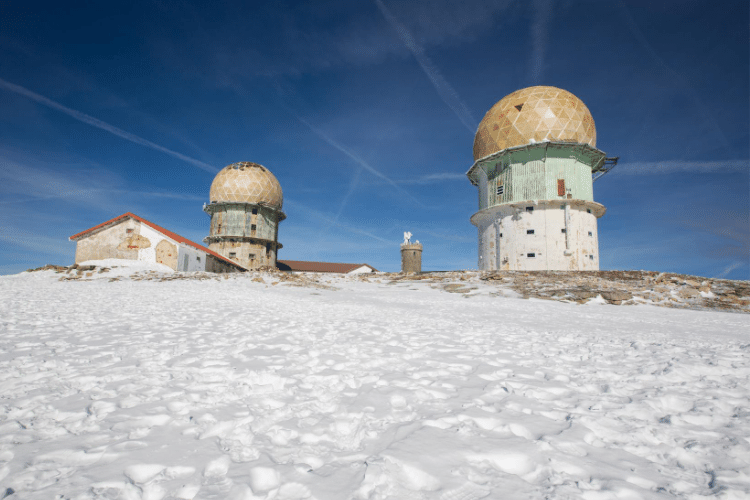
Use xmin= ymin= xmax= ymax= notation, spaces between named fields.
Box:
xmin=137 ymin=223 xmax=167 ymax=263
xmin=177 ymin=244 xmax=207 ymax=272
xmin=137 ymin=223 xmax=207 ymax=272
xmin=471 ymin=200 xmax=604 ymax=271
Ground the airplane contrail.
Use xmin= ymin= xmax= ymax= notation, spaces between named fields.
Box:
xmin=374 ymin=0 xmax=477 ymax=133
xmin=613 ymin=159 xmax=748 ymax=175
xmin=0 ymin=77 xmax=218 ymax=173
xmin=531 ymin=0 xmax=553 ymax=84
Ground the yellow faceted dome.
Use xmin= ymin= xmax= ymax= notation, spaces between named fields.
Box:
xmin=473 ymin=86 xmax=596 ymax=160
xmin=209 ymin=162 xmax=283 ymax=209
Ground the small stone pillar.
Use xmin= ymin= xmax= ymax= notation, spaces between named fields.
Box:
xmin=400 ymin=232 xmax=422 ymax=274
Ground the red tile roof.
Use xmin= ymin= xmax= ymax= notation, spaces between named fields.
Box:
xmin=277 ymin=260 xmax=377 ymax=273
xmin=69 ymin=212 xmax=246 ymax=270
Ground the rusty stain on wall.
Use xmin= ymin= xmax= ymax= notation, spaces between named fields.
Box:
xmin=155 ymin=240 xmax=177 ymax=269
xmin=117 ymin=234 xmax=151 ymax=251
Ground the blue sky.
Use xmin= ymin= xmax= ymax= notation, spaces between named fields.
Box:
xmin=1 ymin=0 xmax=747 ymax=278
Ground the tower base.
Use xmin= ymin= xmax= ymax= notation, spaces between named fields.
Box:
xmin=470 ymin=199 xmax=605 ymax=271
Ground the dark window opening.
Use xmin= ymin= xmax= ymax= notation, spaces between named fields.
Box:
xmin=126 ymin=228 xmax=134 ymax=234
xmin=496 ymin=185 xmax=504 ymax=195
xmin=588 ymin=231 xmax=593 ymax=236
xmin=589 ymin=255 xmax=594 ymax=260
xmin=527 ymin=229 xmax=535 ymax=234
xmin=249 ymin=253 xmax=256 ymax=260
xmin=251 ymin=224 xmax=257 ymax=234
xmin=515 ymin=104 xmax=524 ymax=111
xmin=561 ymin=228 xmax=566 ymax=233
xmin=196 ymin=256 xmax=201 ymax=262
xmin=526 ymin=206 xmax=534 ymax=212
xmin=252 ymin=208 xmax=258 ymax=215
xmin=229 ymin=252 xmax=236 ymax=258
xmin=499 ymin=233 xmax=503 ymax=238
xmin=527 ymin=253 xmax=536 ymax=258
xmin=587 ymin=209 xmax=592 ymax=214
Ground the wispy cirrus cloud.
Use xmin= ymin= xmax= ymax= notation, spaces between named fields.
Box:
xmin=611 ymin=159 xmax=748 ymax=175
xmin=0 ymin=77 xmax=218 ymax=173
xmin=375 ymin=0 xmax=477 ymax=133
xmin=270 ymin=79 xmax=426 ymax=210
xmin=399 ymin=172 xmax=467 ymax=184
xmin=285 ymin=198 xmax=391 ymax=243
xmin=0 ymin=153 xmax=204 ymax=209
xmin=617 ymin=1 xmax=730 ymax=150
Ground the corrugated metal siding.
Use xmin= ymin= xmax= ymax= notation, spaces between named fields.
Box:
xmin=486 ymin=158 xmax=594 ymax=206
xmin=511 ymin=160 xmax=546 ymax=201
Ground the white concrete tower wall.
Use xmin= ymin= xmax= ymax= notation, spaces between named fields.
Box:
xmin=472 ymin=200 xmax=604 ymax=271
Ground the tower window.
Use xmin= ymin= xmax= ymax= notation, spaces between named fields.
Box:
xmin=526 ymin=206 xmax=534 ymax=212
xmin=561 ymin=228 xmax=566 ymax=233
xmin=588 ymin=231 xmax=593 ymax=236
xmin=249 ymin=253 xmax=256 ymax=260
xmin=527 ymin=229 xmax=535 ymax=234
xmin=229 ymin=252 xmax=236 ymax=258
xmin=499 ymin=233 xmax=503 ymax=238
xmin=587 ymin=209 xmax=592 ymax=214
xmin=589 ymin=255 xmax=594 ymax=260
xmin=251 ymin=224 xmax=257 ymax=234
xmin=252 ymin=208 xmax=258 ymax=215
xmin=496 ymin=185 xmax=504 ymax=195
xmin=196 ymin=256 xmax=201 ymax=262
xmin=527 ymin=253 xmax=536 ymax=258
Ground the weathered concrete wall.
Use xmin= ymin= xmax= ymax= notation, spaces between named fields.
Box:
xmin=155 ymin=240 xmax=178 ymax=269
xmin=207 ymin=240 xmax=276 ymax=269
xmin=74 ymin=219 xmax=141 ymax=263
xmin=205 ymin=255 xmax=242 ymax=273
xmin=401 ymin=243 xmax=423 ymax=274
xmin=472 ymin=200 xmax=603 ymax=271
xmin=205 ymin=202 xmax=281 ymax=270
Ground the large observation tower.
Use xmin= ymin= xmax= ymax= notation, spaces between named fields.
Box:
xmin=466 ymin=86 xmax=617 ymax=271
xmin=204 ymin=162 xmax=285 ymax=270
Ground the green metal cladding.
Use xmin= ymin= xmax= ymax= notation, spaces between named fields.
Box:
xmin=472 ymin=142 xmax=607 ymax=209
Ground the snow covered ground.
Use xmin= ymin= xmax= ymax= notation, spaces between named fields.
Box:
xmin=1 ymin=261 xmax=749 ymax=499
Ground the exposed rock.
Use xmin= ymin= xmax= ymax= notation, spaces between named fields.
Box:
xmin=678 ymin=287 xmax=701 ymax=299
xmin=600 ymin=290 xmax=633 ymax=302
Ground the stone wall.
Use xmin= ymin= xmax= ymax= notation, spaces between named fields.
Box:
xmin=74 ymin=219 xmax=143 ymax=263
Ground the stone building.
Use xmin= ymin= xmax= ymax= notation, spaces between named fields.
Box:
xmin=467 ymin=86 xmax=617 ymax=271
xmin=204 ymin=162 xmax=285 ymax=270
xmin=69 ymin=212 xmax=244 ymax=273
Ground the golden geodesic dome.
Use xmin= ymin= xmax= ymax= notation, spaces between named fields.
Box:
xmin=473 ymin=86 xmax=596 ymax=160
xmin=209 ymin=162 xmax=283 ymax=209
